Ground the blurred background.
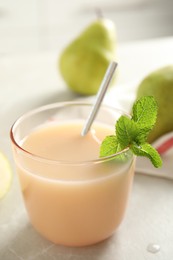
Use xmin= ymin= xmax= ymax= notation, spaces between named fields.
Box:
xmin=0 ymin=0 xmax=173 ymax=54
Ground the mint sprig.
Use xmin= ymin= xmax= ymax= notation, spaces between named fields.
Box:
xmin=100 ymin=96 xmax=162 ymax=168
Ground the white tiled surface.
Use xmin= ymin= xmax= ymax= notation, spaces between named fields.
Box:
xmin=0 ymin=0 xmax=173 ymax=53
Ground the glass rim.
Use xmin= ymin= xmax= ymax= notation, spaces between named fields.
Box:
xmin=10 ymin=101 xmax=132 ymax=166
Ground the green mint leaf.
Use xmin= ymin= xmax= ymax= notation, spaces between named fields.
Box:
xmin=134 ymin=127 xmax=152 ymax=144
xmin=100 ymin=135 xmax=131 ymax=162
xmin=131 ymin=142 xmax=162 ymax=168
xmin=99 ymin=96 xmax=163 ymax=168
xmin=116 ymin=116 xmax=148 ymax=145
xmin=116 ymin=115 xmax=139 ymax=146
xmin=132 ymin=96 xmax=158 ymax=130
xmin=100 ymin=135 xmax=123 ymax=157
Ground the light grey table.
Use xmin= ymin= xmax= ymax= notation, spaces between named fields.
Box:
xmin=0 ymin=37 xmax=173 ymax=259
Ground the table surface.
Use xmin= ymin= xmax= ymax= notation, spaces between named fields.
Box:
xmin=0 ymin=37 xmax=173 ymax=260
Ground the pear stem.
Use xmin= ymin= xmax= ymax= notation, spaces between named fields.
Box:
xmin=81 ymin=61 xmax=118 ymax=136
xmin=95 ymin=8 xmax=104 ymax=19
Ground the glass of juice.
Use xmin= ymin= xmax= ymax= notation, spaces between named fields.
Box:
xmin=10 ymin=101 xmax=136 ymax=247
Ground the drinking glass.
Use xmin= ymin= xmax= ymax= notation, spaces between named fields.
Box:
xmin=10 ymin=101 xmax=136 ymax=247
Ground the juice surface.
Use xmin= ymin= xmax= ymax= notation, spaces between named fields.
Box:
xmin=16 ymin=121 xmax=135 ymax=246
xmin=21 ymin=121 xmax=113 ymax=162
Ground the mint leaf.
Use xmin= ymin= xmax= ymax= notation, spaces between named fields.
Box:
xmin=116 ymin=116 xmax=139 ymax=146
xmin=99 ymin=96 xmax=163 ymax=168
xmin=134 ymin=127 xmax=152 ymax=144
xmin=100 ymin=135 xmax=123 ymax=157
xmin=132 ymin=96 xmax=157 ymax=130
xmin=132 ymin=96 xmax=158 ymax=144
xmin=131 ymin=143 xmax=162 ymax=168
xmin=99 ymin=135 xmax=131 ymax=162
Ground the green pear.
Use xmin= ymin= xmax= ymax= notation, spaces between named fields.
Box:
xmin=59 ymin=18 xmax=117 ymax=95
xmin=136 ymin=65 xmax=173 ymax=143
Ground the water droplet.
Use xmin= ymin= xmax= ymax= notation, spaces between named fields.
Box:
xmin=147 ymin=243 xmax=160 ymax=254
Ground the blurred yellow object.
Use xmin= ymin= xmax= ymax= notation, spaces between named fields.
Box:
xmin=0 ymin=152 xmax=12 ymax=199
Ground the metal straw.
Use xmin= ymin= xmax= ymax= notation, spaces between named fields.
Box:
xmin=81 ymin=61 xmax=118 ymax=136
